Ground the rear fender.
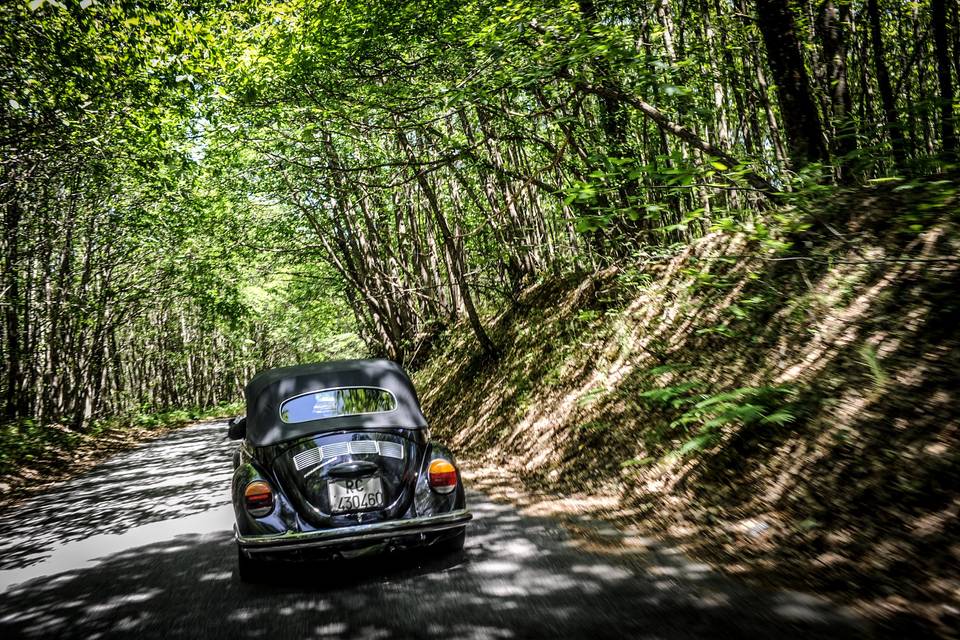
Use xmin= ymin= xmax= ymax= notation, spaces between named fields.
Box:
xmin=414 ymin=442 xmax=466 ymax=517
xmin=232 ymin=444 xmax=299 ymax=537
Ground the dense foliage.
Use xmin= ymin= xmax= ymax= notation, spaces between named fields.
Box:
xmin=206 ymin=0 xmax=959 ymax=361
xmin=2 ymin=0 xmax=958 ymax=429
xmin=0 ymin=0 xmax=358 ymax=429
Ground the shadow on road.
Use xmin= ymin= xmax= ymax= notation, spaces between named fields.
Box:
xmin=0 ymin=421 xmax=235 ymax=572
xmin=0 ymin=487 xmax=874 ymax=639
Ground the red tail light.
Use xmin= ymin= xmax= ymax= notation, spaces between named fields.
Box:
xmin=244 ymin=481 xmax=274 ymax=517
xmin=428 ymin=459 xmax=458 ymax=494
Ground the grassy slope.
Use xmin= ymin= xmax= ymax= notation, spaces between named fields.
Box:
xmin=416 ymin=181 xmax=959 ymax=635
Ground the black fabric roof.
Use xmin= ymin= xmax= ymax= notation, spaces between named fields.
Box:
xmin=244 ymin=359 xmax=427 ymax=446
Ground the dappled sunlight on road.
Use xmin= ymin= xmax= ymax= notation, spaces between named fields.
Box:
xmin=0 ymin=420 xmax=235 ymax=576
xmin=0 ymin=422 xmax=871 ymax=639
xmin=0 ymin=504 xmax=234 ymax=592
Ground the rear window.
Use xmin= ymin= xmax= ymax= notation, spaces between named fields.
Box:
xmin=279 ymin=387 xmax=397 ymax=424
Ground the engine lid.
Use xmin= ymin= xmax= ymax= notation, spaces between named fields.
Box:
xmin=270 ymin=430 xmax=421 ymax=529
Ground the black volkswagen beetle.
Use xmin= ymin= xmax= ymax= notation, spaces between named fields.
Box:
xmin=227 ymin=359 xmax=471 ymax=581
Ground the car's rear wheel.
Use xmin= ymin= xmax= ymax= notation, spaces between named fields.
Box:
xmin=237 ymin=546 xmax=268 ymax=583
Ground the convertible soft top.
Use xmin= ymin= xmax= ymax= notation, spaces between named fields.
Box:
xmin=244 ymin=359 xmax=428 ymax=447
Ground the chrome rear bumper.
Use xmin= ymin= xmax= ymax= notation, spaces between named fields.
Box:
xmin=236 ymin=510 xmax=472 ymax=554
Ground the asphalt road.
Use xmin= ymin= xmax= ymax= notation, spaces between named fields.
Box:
xmin=0 ymin=421 xmax=871 ymax=639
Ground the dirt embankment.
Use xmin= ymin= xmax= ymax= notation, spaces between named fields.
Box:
xmin=416 ymin=182 xmax=960 ymax=637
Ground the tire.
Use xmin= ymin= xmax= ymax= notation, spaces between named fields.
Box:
xmin=237 ymin=546 xmax=268 ymax=583
xmin=433 ymin=527 xmax=466 ymax=554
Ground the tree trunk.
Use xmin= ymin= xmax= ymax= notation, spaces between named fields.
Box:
xmin=818 ymin=0 xmax=856 ymax=177
xmin=396 ymin=134 xmax=498 ymax=358
xmin=933 ymin=0 xmax=957 ymax=160
xmin=755 ymin=0 xmax=830 ymax=169
xmin=867 ymin=0 xmax=907 ymax=168
xmin=2 ymin=191 xmax=24 ymax=420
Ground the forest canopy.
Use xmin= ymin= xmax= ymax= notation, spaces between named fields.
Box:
xmin=2 ymin=0 xmax=957 ymax=429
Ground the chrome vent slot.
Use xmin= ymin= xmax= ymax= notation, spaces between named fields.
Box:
xmin=321 ymin=441 xmax=349 ymax=459
xmin=292 ymin=438 xmax=405 ymax=472
xmin=293 ymin=448 xmax=322 ymax=471
xmin=349 ymin=440 xmax=378 ymax=455
xmin=378 ymin=441 xmax=404 ymax=460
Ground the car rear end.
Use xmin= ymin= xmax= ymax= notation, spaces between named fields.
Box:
xmin=234 ymin=429 xmax=468 ymax=559
xmin=230 ymin=361 xmax=470 ymax=578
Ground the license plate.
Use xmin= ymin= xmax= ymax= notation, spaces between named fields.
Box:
xmin=328 ymin=476 xmax=384 ymax=513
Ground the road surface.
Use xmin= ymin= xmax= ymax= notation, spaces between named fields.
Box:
xmin=0 ymin=421 xmax=870 ymax=639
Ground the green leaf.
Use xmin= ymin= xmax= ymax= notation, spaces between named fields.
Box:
xmin=679 ymin=435 xmax=714 ymax=455
xmin=663 ymin=84 xmax=691 ymax=97
xmin=761 ymin=409 xmax=796 ymax=426
xmin=727 ymin=304 xmax=747 ymax=319
xmin=643 ymin=363 xmax=692 ymax=377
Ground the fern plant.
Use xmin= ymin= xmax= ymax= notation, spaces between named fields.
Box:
xmin=634 ymin=365 xmax=796 ymax=459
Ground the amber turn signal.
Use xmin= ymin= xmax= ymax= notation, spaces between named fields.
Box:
xmin=428 ymin=459 xmax=458 ymax=494
xmin=244 ymin=480 xmax=274 ymax=517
